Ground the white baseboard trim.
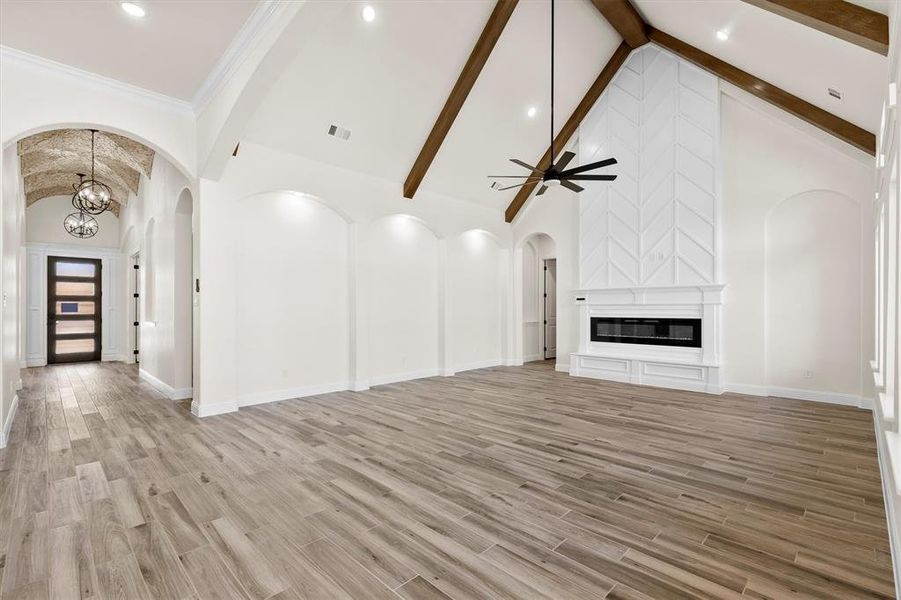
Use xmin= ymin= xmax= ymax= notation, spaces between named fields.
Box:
xmin=170 ymin=387 xmax=193 ymax=401
xmin=370 ymin=368 xmax=440 ymax=387
xmin=874 ymin=421 xmax=901 ymax=599
xmin=440 ymin=368 xmax=456 ymax=377
xmin=18 ymin=360 xmax=26 ymax=369
xmin=15 ymin=378 xmax=23 ymax=391
xmin=455 ymin=359 xmax=502 ymax=373
xmin=238 ymin=381 xmax=349 ymax=408
xmin=139 ymin=369 xmax=192 ymax=401
xmin=554 ymin=362 xmax=570 ymax=373
xmin=351 ymin=380 xmax=370 ymax=392
xmin=25 ymin=355 xmax=125 ymax=368
xmin=523 ymin=353 xmax=542 ymax=363
xmin=723 ymin=383 xmax=869 ymax=409
xmin=191 ymin=399 xmax=238 ymax=418
xmin=1 ymin=394 xmax=20 ymax=448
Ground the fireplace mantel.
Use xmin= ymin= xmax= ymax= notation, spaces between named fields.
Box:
xmin=570 ymin=284 xmax=725 ymax=394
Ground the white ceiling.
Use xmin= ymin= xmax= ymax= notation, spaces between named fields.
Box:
xmin=421 ymin=0 xmax=619 ymax=209
xmin=1 ymin=0 xmax=885 ymax=212
xmin=633 ymin=0 xmax=887 ymax=133
xmin=844 ymin=0 xmax=892 ymax=15
xmin=245 ymin=0 xmax=886 ymax=212
xmin=245 ymin=0 xmax=498 ymax=195
xmin=245 ymin=0 xmax=618 ymax=211
xmin=0 ymin=0 xmax=258 ymax=101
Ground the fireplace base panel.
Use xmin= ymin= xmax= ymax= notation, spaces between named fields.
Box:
xmin=569 ymin=352 xmax=722 ymax=394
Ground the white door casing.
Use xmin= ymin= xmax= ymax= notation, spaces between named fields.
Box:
xmin=545 ymin=259 xmax=557 ymax=359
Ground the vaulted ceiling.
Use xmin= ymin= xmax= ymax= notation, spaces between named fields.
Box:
xmin=1 ymin=0 xmax=890 ymax=217
xmin=243 ymin=0 xmax=888 ymax=214
xmin=17 ymin=129 xmax=155 ymax=215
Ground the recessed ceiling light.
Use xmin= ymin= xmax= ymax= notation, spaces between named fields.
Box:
xmin=716 ymin=29 xmax=729 ymax=41
xmin=362 ymin=5 xmax=376 ymax=22
xmin=120 ymin=2 xmax=145 ymax=17
xmin=527 ymin=106 xmax=537 ymax=118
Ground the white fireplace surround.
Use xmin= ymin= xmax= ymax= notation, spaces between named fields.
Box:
xmin=570 ymin=284 xmax=725 ymax=394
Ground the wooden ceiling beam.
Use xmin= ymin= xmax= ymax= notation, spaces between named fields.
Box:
xmin=589 ymin=0 xmax=649 ymax=48
xmin=741 ymin=0 xmax=888 ymax=55
xmin=403 ymin=0 xmax=518 ymax=199
xmin=648 ymin=28 xmax=875 ymax=155
xmin=504 ymin=42 xmax=631 ymax=223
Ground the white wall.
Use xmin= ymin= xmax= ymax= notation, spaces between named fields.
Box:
xmin=174 ymin=190 xmax=193 ymax=391
xmin=450 ymin=230 xmax=504 ymax=372
xmin=765 ymin=190 xmax=862 ymax=397
xmin=194 ymin=141 xmax=510 ymax=416
xmin=720 ymin=93 xmax=873 ymax=401
xmin=0 ymin=148 xmax=24 ymax=447
xmin=368 ymin=215 xmax=439 ymax=384
xmin=119 ymin=154 xmax=193 ymax=397
xmin=235 ymin=191 xmax=350 ymax=403
xmin=578 ymin=45 xmax=720 ymax=288
xmin=26 ymin=195 xmax=120 ymax=248
xmin=871 ymin=0 xmax=901 ymax=593
xmin=0 ymin=47 xmax=195 ymax=178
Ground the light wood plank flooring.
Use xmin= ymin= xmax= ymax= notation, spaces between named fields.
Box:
xmin=0 ymin=360 xmax=893 ymax=599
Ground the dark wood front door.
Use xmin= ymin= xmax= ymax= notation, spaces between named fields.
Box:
xmin=47 ymin=256 xmax=102 ymax=364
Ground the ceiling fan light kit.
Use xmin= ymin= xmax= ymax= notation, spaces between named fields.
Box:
xmin=490 ymin=0 xmax=617 ymax=199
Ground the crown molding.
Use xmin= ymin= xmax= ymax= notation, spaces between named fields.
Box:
xmin=190 ymin=0 xmax=293 ymax=112
xmin=0 ymin=45 xmax=193 ymax=114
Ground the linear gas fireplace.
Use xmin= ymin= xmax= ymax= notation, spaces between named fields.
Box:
xmin=590 ymin=317 xmax=702 ymax=348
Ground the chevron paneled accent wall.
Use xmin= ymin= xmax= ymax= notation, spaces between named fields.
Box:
xmin=578 ymin=45 xmax=720 ymax=289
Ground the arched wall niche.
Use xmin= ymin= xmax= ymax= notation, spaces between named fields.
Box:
xmin=365 ymin=213 xmax=441 ymax=384
xmin=449 ymin=229 xmax=506 ymax=372
xmin=236 ymin=189 xmax=354 ymax=224
xmin=174 ymin=188 xmax=194 ymax=390
xmin=764 ymin=189 xmax=863 ymax=397
xmin=233 ymin=190 xmax=352 ymax=403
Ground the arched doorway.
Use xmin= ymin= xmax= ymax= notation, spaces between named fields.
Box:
xmin=518 ymin=233 xmax=557 ymax=363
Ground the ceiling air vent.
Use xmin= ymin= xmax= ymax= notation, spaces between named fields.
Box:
xmin=327 ymin=124 xmax=351 ymax=141
xmin=827 ymin=88 xmax=842 ymax=101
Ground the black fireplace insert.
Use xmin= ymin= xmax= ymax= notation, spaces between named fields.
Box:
xmin=590 ymin=317 xmax=702 ymax=348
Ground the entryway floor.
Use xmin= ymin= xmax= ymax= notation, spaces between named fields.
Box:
xmin=0 ymin=361 xmax=893 ymax=598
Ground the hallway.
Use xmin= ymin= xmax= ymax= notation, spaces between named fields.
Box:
xmin=0 ymin=361 xmax=893 ymax=599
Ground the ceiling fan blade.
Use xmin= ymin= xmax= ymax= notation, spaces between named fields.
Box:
xmin=555 ymin=151 xmax=576 ymax=171
xmin=566 ymin=174 xmax=617 ymax=181
xmin=498 ymin=181 xmax=542 ymax=191
xmin=510 ymin=159 xmax=545 ymax=174
xmin=560 ymin=157 xmax=617 ymax=177
xmin=559 ymin=179 xmax=584 ymax=193
xmin=535 ymin=185 xmax=549 ymax=196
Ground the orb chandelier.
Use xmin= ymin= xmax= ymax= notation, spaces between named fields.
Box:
xmin=63 ymin=210 xmax=99 ymax=239
xmin=73 ymin=129 xmax=112 ymax=215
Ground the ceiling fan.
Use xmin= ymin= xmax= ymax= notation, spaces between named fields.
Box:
xmin=490 ymin=0 xmax=617 ymax=196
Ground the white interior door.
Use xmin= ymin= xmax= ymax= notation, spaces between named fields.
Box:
xmin=544 ymin=259 xmax=556 ymax=359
